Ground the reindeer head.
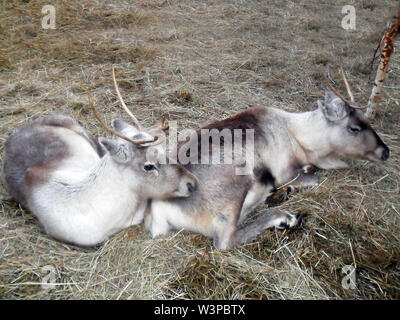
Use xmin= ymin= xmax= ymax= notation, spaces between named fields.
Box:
xmin=103 ymin=118 xmax=197 ymax=199
xmin=319 ymin=63 xmax=390 ymax=162
xmin=87 ymin=67 xmax=197 ymax=200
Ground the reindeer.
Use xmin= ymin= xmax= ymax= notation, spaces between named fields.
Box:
xmin=1 ymin=74 xmax=197 ymax=247
xmin=112 ymin=65 xmax=389 ymax=250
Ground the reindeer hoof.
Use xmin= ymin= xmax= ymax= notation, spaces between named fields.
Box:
xmin=295 ymin=212 xmax=303 ymax=227
xmin=302 ymin=165 xmax=317 ymax=174
xmin=274 ymin=211 xmax=303 ymax=230
xmin=286 ymin=185 xmax=294 ymax=195
xmin=278 ymin=221 xmax=289 ymax=229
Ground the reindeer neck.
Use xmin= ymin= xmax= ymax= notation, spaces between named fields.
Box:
xmin=53 ymin=154 xmax=132 ymax=203
xmin=284 ymin=109 xmax=333 ymax=164
xmin=42 ymin=153 xmax=146 ymax=230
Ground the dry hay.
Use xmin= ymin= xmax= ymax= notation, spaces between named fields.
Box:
xmin=0 ymin=0 xmax=399 ymax=299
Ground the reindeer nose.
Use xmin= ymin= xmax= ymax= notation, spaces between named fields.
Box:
xmin=381 ymin=148 xmax=390 ymax=161
xmin=187 ymin=182 xmax=196 ymax=193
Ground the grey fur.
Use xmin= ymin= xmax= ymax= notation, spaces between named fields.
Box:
xmin=3 ymin=115 xmax=78 ymax=207
xmin=2 ymin=114 xmax=197 ymax=246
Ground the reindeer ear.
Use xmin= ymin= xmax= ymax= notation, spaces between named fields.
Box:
xmin=131 ymin=132 xmax=149 ymax=142
xmin=318 ymin=91 xmax=349 ymax=122
xmin=111 ymin=118 xmax=140 ymax=135
xmin=130 ymin=132 xmax=157 ymax=148
xmin=98 ymin=137 xmax=132 ymax=163
xmin=324 ymin=90 xmax=340 ymax=103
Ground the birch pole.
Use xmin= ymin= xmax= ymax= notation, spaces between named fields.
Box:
xmin=366 ymin=8 xmax=400 ymax=118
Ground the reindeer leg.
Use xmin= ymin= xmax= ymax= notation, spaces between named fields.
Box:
xmin=301 ymin=164 xmax=317 ymax=174
xmin=286 ymin=172 xmax=320 ymax=194
xmin=266 ymin=171 xmax=319 ymax=206
xmin=217 ymin=209 xmax=302 ymax=249
xmin=315 ymin=158 xmax=349 ymax=170
xmin=144 ymin=201 xmax=172 ymax=238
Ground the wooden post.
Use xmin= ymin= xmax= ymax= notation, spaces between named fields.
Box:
xmin=366 ymin=8 xmax=400 ymax=119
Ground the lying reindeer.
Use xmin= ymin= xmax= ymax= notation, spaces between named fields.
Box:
xmin=117 ymin=66 xmax=388 ymax=250
xmin=2 ymin=82 xmax=197 ymax=247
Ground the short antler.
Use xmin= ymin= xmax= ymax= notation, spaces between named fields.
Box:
xmin=320 ymin=64 xmax=367 ymax=109
xmin=147 ymin=114 xmax=169 ymax=132
xmin=320 ymin=66 xmax=350 ymax=103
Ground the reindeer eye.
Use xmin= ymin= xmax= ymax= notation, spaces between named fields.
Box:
xmin=348 ymin=126 xmax=361 ymax=133
xmin=143 ymin=164 xmax=156 ymax=172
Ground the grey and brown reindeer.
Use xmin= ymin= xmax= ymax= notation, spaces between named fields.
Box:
xmin=2 ymin=66 xmax=389 ymax=249
xmin=140 ymin=66 xmax=389 ymax=250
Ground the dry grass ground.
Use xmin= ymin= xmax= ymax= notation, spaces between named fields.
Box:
xmin=0 ymin=0 xmax=399 ymax=299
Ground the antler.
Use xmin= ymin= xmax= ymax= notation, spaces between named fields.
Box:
xmin=87 ymin=88 xmax=156 ymax=146
xmin=112 ymin=66 xmax=144 ymax=131
xmin=88 ymin=67 xmax=170 ymax=147
xmin=112 ymin=66 xmax=169 ymax=136
xmin=319 ymin=64 xmax=367 ymax=109
xmin=319 ymin=66 xmax=350 ymax=103
xmin=339 ymin=58 xmax=355 ymax=102
xmin=147 ymin=114 xmax=169 ymax=132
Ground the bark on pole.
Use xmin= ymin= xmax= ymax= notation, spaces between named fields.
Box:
xmin=366 ymin=8 xmax=400 ymax=119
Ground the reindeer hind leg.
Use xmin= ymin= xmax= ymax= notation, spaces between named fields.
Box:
xmin=231 ymin=209 xmax=303 ymax=247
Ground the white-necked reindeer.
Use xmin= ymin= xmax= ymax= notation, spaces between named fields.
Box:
xmin=117 ymin=65 xmax=389 ymax=250
xmin=2 ymin=81 xmax=197 ymax=247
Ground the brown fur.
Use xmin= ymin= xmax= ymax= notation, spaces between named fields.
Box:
xmin=147 ymin=97 xmax=389 ymax=249
xmin=200 ymin=107 xmax=267 ymax=135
